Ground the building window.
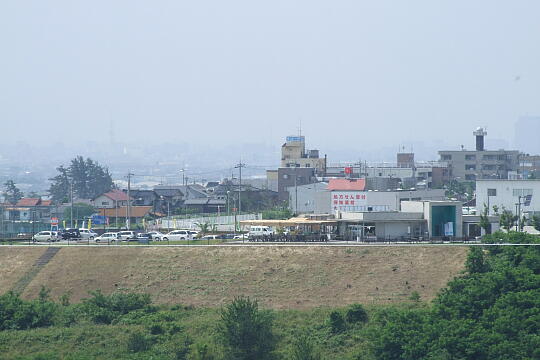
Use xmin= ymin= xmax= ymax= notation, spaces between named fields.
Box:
xmin=483 ymin=155 xmax=496 ymax=161
xmin=482 ymin=164 xmax=496 ymax=170
xmin=487 ymin=189 xmax=497 ymax=196
xmin=465 ymin=155 xmax=476 ymax=160
xmin=283 ymin=174 xmax=289 ymax=179
xmin=512 ymin=189 xmax=533 ymax=197
xmin=465 ymin=164 xmax=476 ymax=170
xmin=441 ymin=155 xmax=452 ymax=161
xmin=101 ymin=201 xmax=109 ymax=206
xmin=305 ymin=164 xmax=310 ymax=167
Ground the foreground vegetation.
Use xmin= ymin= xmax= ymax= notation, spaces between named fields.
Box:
xmin=0 ymin=232 xmax=538 ymax=359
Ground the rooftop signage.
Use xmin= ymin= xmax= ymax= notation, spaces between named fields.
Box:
xmin=286 ymin=136 xmax=305 ymax=142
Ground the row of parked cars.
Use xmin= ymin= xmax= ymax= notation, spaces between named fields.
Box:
xmin=32 ymin=229 xmax=98 ymax=242
xmin=31 ymin=229 xmax=213 ymax=242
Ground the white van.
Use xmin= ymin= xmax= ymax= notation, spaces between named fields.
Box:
xmin=163 ymin=230 xmax=193 ymax=241
xmin=247 ymin=226 xmax=274 ymax=238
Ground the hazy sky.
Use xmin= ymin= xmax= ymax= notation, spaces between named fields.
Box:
xmin=1 ymin=1 xmax=539 ymax=155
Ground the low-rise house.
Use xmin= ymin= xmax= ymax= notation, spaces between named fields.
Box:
xmin=3 ymin=198 xmax=53 ymax=222
xmin=93 ymin=189 xmax=132 ymax=209
xmin=128 ymin=189 xmax=158 ymax=207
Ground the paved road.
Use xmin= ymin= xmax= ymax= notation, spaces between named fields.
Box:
xmin=4 ymin=241 xmax=540 ymax=247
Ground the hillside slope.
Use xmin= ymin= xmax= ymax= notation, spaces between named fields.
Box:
xmin=2 ymin=246 xmax=469 ymax=309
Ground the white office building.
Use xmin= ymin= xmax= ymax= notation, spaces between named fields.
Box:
xmin=476 ymin=179 xmax=540 ymax=216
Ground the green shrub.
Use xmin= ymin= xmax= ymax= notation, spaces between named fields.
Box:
xmin=408 ymin=291 xmax=421 ymax=302
xmin=81 ymin=290 xmax=152 ymax=324
xmin=149 ymin=322 xmax=164 ymax=335
xmin=289 ymin=333 xmax=321 ymax=360
xmin=345 ymin=304 xmax=368 ymax=324
xmin=190 ymin=343 xmax=215 ymax=360
xmin=219 ymin=297 xmax=275 ymax=360
xmin=0 ymin=291 xmax=58 ymax=330
xmin=329 ymin=311 xmax=346 ymax=334
xmin=126 ymin=331 xmax=152 ymax=353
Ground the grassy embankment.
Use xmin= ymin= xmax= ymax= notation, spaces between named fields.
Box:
xmin=0 ymin=246 xmax=469 ymax=308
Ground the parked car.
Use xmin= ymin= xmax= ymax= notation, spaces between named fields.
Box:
xmin=162 ymin=230 xmax=192 ymax=241
xmin=79 ymin=228 xmax=98 ymax=240
xmin=118 ymin=231 xmax=137 ymax=241
xmin=32 ymin=231 xmax=59 ymax=242
xmin=146 ymin=231 xmax=165 ymax=240
xmin=233 ymin=234 xmax=247 ymax=240
xmin=61 ymin=228 xmax=81 ymax=240
xmin=95 ymin=232 xmax=119 ymax=242
xmin=220 ymin=233 xmax=236 ymax=239
xmin=201 ymin=234 xmax=219 ymax=240
xmin=137 ymin=233 xmax=152 ymax=240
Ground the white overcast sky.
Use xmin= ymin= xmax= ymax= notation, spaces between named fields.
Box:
xmin=1 ymin=1 xmax=539 ymax=154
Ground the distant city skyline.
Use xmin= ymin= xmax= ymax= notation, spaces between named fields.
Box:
xmin=1 ymin=1 xmax=539 ymax=151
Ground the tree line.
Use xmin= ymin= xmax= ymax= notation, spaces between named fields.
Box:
xmin=1 ymin=156 xmax=114 ymax=205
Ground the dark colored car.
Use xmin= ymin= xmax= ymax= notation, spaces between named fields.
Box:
xmin=220 ymin=233 xmax=236 ymax=239
xmin=61 ymin=228 xmax=81 ymax=240
xmin=136 ymin=233 xmax=152 ymax=240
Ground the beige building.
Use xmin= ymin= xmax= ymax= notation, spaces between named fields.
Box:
xmin=280 ymin=136 xmax=326 ymax=173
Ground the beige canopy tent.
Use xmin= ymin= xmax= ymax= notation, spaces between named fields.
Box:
xmin=239 ymin=217 xmax=337 ymax=231
xmin=241 ymin=218 xmax=337 ymax=226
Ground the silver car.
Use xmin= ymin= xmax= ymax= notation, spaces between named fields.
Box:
xmin=32 ymin=231 xmax=59 ymax=242
xmin=95 ymin=232 xmax=119 ymax=242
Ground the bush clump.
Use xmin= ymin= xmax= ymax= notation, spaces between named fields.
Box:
xmin=329 ymin=311 xmax=346 ymax=334
xmin=126 ymin=330 xmax=153 ymax=353
xmin=81 ymin=290 xmax=152 ymax=324
xmin=218 ymin=296 xmax=275 ymax=360
xmin=0 ymin=291 xmax=58 ymax=330
xmin=345 ymin=304 xmax=368 ymax=324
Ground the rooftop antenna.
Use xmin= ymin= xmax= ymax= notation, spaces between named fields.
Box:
xmin=298 ymin=117 xmax=302 ymax=137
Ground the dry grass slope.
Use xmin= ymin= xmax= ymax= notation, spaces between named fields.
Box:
xmin=9 ymin=246 xmax=468 ymax=309
xmin=0 ymin=247 xmax=46 ymax=292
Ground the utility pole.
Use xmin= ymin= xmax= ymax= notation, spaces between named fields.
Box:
xmin=235 ymin=161 xmax=246 ymax=214
xmin=0 ymin=202 xmax=4 ymax=241
xmin=294 ymin=168 xmax=298 ymax=215
xmin=127 ymin=172 xmax=134 ymax=229
xmin=180 ymin=168 xmax=186 ymax=187
xmin=70 ymin=181 xmax=74 ymax=228
xmin=517 ymin=195 xmax=522 ymax=231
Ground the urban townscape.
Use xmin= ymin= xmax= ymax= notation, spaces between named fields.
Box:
xmin=2 ymin=127 xmax=540 ymax=244
xmin=1 ymin=2 xmax=539 ymax=360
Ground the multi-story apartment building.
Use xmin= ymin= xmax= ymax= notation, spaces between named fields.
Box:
xmin=438 ymin=128 xmax=520 ymax=181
